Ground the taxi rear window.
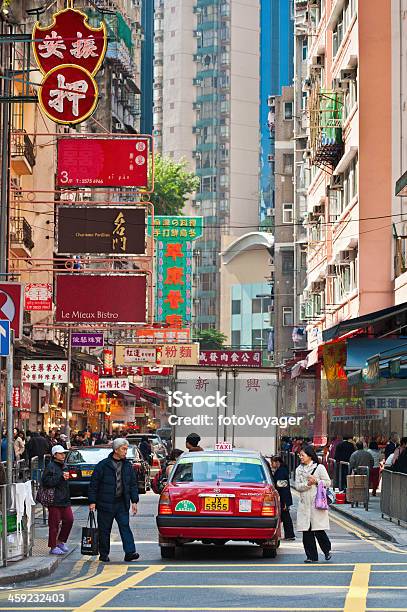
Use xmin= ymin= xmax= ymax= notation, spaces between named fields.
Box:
xmin=171 ymin=456 xmax=267 ymax=484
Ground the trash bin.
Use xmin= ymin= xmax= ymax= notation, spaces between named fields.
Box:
xmin=0 ymin=511 xmax=25 ymax=561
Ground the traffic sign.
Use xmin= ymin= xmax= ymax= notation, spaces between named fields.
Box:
xmin=0 ymin=320 xmax=11 ymax=356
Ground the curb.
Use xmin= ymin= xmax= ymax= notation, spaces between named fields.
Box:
xmin=0 ymin=544 xmax=78 ymax=586
xmin=330 ymin=504 xmax=398 ymax=543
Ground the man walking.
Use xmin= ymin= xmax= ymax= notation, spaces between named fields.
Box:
xmin=385 ymin=432 xmax=399 ymax=460
xmin=334 ymin=436 xmax=355 ymax=491
xmin=349 ymin=441 xmax=374 ymax=473
xmin=88 ymin=438 xmax=139 ymax=563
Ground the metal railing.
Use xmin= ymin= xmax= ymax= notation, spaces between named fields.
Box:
xmin=10 ymin=216 xmax=35 ymax=251
xmin=11 ymin=129 xmax=36 ymax=168
xmin=381 ymin=468 xmax=407 ymax=525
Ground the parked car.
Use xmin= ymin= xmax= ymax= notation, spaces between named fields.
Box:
xmin=156 ymin=448 xmax=281 ymax=559
xmin=126 ymin=433 xmax=168 ymax=463
xmin=65 ymin=445 xmax=150 ymax=498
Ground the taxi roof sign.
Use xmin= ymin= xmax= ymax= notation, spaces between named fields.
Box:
xmin=214 ymin=442 xmax=233 ymax=451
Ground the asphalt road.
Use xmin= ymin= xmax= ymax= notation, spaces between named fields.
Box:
xmin=1 ymin=492 xmax=407 ymax=612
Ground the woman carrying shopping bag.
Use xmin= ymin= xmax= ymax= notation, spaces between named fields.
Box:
xmin=41 ymin=445 xmax=74 ymax=555
xmin=295 ymin=445 xmax=332 ymax=563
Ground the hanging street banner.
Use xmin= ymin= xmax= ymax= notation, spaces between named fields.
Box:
xmin=57 ymin=138 xmax=149 ymax=188
xmin=55 ymin=274 xmax=147 ymax=324
xmin=22 ymin=383 xmax=31 ymax=411
xmin=57 ymin=206 xmax=147 ymax=255
xmin=12 ymin=387 xmax=21 ymax=409
xmin=80 ymin=371 xmax=99 ymax=401
xmin=99 ymin=378 xmax=130 ymax=392
xmin=21 ymin=360 xmax=68 ymax=384
xmin=115 ymin=343 xmax=200 ymax=366
xmin=0 ymin=281 xmax=23 ymax=339
xmin=24 ymin=283 xmax=53 ymax=311
xmin=71 ymin=332 xmax=104 ymax=348
xmin=199 ymin=350 xmax=263 ymax=368
xmin=32 ymin=6 xmax=107 ymax=125
xmin=148 ymin=216 xmax=203 ymax=325
xmin=136 ymin=327 xmax=190 ymax=344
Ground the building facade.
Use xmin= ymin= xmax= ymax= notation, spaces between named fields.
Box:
xmin=270 ymin=86 xmax=296 ymax=365
xmin=259 ymin=0 xmax=294 ymax=223
xmin=153 ymin=0 xmax=260 ymax=330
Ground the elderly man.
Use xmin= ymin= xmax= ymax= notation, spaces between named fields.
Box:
xmin=88 ymin=438 xmax=139 ymax=563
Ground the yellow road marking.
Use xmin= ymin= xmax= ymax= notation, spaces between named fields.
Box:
xmin=128 ymin=585 xmax=349 ymax=589
xmin=162 ymin=569 xmax=353 ymax=573
xmin=72 ymin=564 xmax=165 ymax=612
xmin=343 ymin=563 xmax=371 ymax=612
xmin=330 ymin=513 xmax=407 ymax=555
xmin=102 ymin=608 xmax=344 ymax=611
xmin=28 ymin=564 xmax=129 ymax=592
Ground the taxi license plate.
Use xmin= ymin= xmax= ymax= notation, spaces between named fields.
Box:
xmin=82 ymin=469 xmax=93 ymax=477
xmin=204 ymin=497 xmax=229 ymax=511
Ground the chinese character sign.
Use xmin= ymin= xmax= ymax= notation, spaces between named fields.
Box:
xmin=149 ymin=217 xmax=203 ymax=325
xmin=33 ymin=7 xmax=107 ymax=125
xmin=99 ymin=378 xmax=130 ymax=392
xmin=21 ymin=360 xmax=69 ymax=383
xmin=199 ymin=350 xmax=262 ymax=368
xmin=71 ymin=333 xmax=104 ymax=348
xmin=24 ymin=283 xmax=53 ymax=311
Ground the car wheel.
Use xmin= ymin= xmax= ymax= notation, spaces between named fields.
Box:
xmin=262 ymin=547 xmax=277 ymax=558
xmin=160 ymin=546 xmax=176 ymax=559
xmin=214 ymin=540 xmax=227 ymax=546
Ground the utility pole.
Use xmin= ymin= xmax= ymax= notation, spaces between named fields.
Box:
xmin=0 ymin=23 xmax=12 ymax=274
xmin=6 ymin=331 xmax=14 ymax=484
xmin=65 ymin=329 xmax=72 ymax=442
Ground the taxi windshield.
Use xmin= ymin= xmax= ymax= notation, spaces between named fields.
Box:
xmin=171 ymin=456 xmax=267 ymax=484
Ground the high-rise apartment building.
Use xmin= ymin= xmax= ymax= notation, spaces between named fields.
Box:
xmin=259 ymin=0 xmax=294 ymax=223
xmin=153 ymin=0 xmax=260 ymax=329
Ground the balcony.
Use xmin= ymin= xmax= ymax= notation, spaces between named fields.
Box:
xmin=11 ymin=130 xmax=35 ymax=175
xmin=395 ymin=235 xmax=407 ymax=278
xmin=10 ymin=217 xmax=34 ymax=257
xmin=309 ymin=86 xmax=343 ymax=171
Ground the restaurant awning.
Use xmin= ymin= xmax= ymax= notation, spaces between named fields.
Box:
xmin=345 ymin=337 xmax=407 ymax=370
xmin=322 ymin=302 xmax=407 ymax=342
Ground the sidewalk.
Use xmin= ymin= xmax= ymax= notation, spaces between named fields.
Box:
xmin=330 ymin=494 xmax=407 ymax=546
xmin=0 ymin=506 xmax=81 ymax=586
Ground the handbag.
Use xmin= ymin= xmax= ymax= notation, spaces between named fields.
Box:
xmin=81 ymin=511 xmax=99 ymax=556
xmin=315 ymin=480 xmax=329 ymax=510
xmin=36 ymin=485 xmax=55 ymax=508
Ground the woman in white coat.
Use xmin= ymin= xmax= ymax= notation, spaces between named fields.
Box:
xmin=295 ymin=445 xmax=332 ymax=563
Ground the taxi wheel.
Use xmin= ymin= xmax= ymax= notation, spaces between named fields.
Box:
xmin=160 ymin=546 xmax=176 ymax=559
xmin=262 ymin=547 xmax=277 ymax=558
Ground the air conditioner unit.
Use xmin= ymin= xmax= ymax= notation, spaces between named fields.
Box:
xmin=340 ymin=68 xmax=357 ymax=82
xmin=327 ymin=265 xmax=336 ymax=277
xmin=267 ymin=154 xmax=274 ymax=162
xmin=267 ymin=95 xmax=275 ymax=107
xmin=266 ymin=207 xmax=275 ymax=217
xmin=333 ymin=78 xmax=349 ymax=91
xmin=329 ymin=175 xmax=343 ymax=190
xmin=340 ymin=249 xmax=357 ymax=262
xmin=192 ymin=127 xmax=201 ymax=134
xmin=312 ymin=55 xmax=325 ymax=67
xmin=193 ymin=30 xmax=201 ymax=38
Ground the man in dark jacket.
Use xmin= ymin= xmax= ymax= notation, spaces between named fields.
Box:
xmin=139 ymin=437 xmax=152 ymax=464
xmin=334 ymin=436 xmax=356 ymax=491
xmin=349 ymin=441 xmax=374 ymax=473
xmin=41 ymin=445 xmax=73 ymax=555
xmin=26 ymin=432 xmax=50 ymax=465
xmin=88 ymin=438 xmax=139 ymax=563
xmin=385 ymin=432 xmax=399 ymax=460
xmin=270 ymin=456 xmax=295 ymax=540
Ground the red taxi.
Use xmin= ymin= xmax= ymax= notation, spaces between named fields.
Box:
xmin=156 ymin=449 xmax=281 ymax=558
